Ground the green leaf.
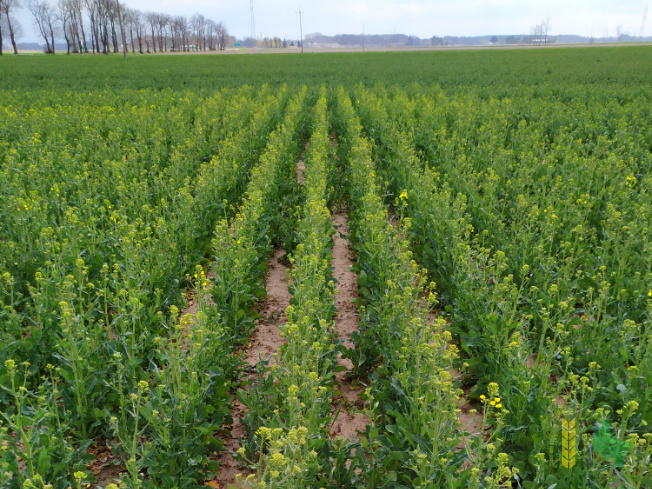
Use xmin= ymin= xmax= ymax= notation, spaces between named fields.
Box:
xmin=357 ymin=271 xmax=368 ymax=287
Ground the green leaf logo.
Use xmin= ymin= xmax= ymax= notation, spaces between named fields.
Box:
xmin=593 ymin=421 xmax=630 ymax=468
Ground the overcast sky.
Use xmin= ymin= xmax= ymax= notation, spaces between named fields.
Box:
xmin=12 ymin=0 xmax=650 ymax=44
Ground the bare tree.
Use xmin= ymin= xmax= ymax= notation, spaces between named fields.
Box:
xmin=61 ymin=0 xmax=82 ymax=52
xmin=28 ymin=0 xmax=56 ymax=53
xmin=205 ymin=18 xmax=216 ymax=50
xmin=171 ymin=14 xmax=189 ymax=51
xmin=156 ymin=13 xmax=168 ymax=51
xmin=115 ymin=0 xmax=126 ymax=56
xmin=144 ymin=10 xmax=156 ymax=52
xmin=1 ymin=0 xmax=22 ymax=54
xmin=542 ymin=17 xmax=551 ymax=45
xmin=68 ymin=0 xmax=87 ymax=52
xmin=215 ymin=21 xmax=227 ymax=50
xmin=83 ymin=0 xmax=98 ymax=52
xmin=4 ymin=0 xmax=230 ymax=57
xmin=108 ymin=0 xmax=119 ymax=52
xmin=132 ymin=8 xmax=146 ymax=53
xmin=95 ymin=0 xmax=111 ymax=53
xmin=123 ymin=6 xmax=136 ymax=53
xmin=170 ymin=14 xmax=188 ymax=51
xmin=191 ymin=13 xmax=205 ymax=51
xmin=57 ymin=0 xmax=73 ymax=53
xmin=531 ymin=17 xmax=552 ymax=45
xmin=178 ymin=15 xmax=189 ymax=50
xmin=93 ymin=0 xmax=117 ymax=53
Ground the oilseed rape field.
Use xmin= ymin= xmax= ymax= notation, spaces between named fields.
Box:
xmin=0 ymin=47 xmax=651 ymax=489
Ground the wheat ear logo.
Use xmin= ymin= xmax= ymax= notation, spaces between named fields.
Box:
xmin=561 ymin=414 xmax=577 ymax=469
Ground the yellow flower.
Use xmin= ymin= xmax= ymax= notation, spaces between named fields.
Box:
xmin=270 ymin=452 xmax=285 ymax=464
xmin=494 ymin=397 xmax=500 ymax=403
xmin=479 ymin=395 xmax=486 ymax=400
xmin=496 ymin=404 xmax=502 ymax=408
xmin=399 ymin=191 xmax=408 ymax=200
xmin=490 ymin=401 xmax=496 ymax=406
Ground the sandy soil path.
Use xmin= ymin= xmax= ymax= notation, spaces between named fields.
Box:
xmin=329 ymin=211 xmax=368 ymax=440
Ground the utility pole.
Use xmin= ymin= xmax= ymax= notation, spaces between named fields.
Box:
xmin=297 ymin=5 xmax=304 ymax=53
xmin=641 ymin=5 xmax=648 ymax=39
xmin=250 ymin=0 xmax=256 ymax=41
xmin=116 ymin=0 xmax=128 ymax=58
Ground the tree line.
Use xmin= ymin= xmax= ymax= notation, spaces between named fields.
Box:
xmin=0 ymin=0 xmax=230 ymax=55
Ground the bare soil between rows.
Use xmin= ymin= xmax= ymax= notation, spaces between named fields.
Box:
xmin=87 ymin=152 xmax=368 ymax=488
xmin=329 ymin=210 xmax=368 ymax=441
xmin=213 ymin=248 xmax=291 ymax=487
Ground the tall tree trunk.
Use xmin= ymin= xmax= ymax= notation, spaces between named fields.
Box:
xmin=102 ymin=23 xmax=109 ymax=53
xmin=0 ymin=24 xmax=4 ymax=56
xmin=89 ymin=15 xmax=97 ymax=53
xmin=10 ymin=31 xmax=18 ymax=54
xmin=74 ymin=22 xmax=83 ymax=53
xmin=6 ymin=16 xmax=18 ymax=54
xmin=94 ymin=23 xmax=100 ymax=53
xmin=80 ymin=19 xmax=88 ymax=53
xmin=49 ymin=24 xmax=55 ymax=54
xmin=116 ymin=0 xmax=127 ymax=58
xmin=111 ymin=21 xmax=118 ymax=52
xmin=64 ymin=27 xmax=71 ymax=54
xmin=151 ymin=27 xmax=156 ymax=52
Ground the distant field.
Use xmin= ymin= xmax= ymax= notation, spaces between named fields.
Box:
xmin=1 ymin=45 xmax=651 ymax=91
xmin=1 ymin=46 xmax=651 ymax=489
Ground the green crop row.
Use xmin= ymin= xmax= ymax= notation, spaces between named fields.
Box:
xmin=2 ymin=47 xmax=652 ymax=93
xmin=210 ymin=86 xmax=308 ymax=349
xmin=237 ymin=87 xmax=349 ymax=488
xmin=354 ymin=84 xmax=651 ymax=488
xmin=2 ymin=53 xmax=651 ymax=488
xmin=336 ymin=88 xmax=473 ymax=487
xmin=0 ymin=87 xmax=291 ymax=489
